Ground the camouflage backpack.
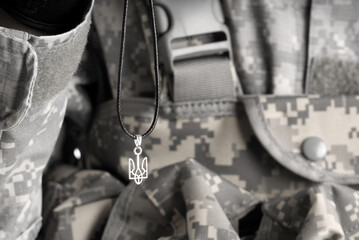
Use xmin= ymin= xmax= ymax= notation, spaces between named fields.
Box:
xmin=3 ymin=0 xmax=359 ymax=239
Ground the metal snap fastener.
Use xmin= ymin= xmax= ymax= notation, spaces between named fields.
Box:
xmin=302 ymin=137 xmax=327 ymax=162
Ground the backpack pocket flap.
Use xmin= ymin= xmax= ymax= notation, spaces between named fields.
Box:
xmin=243 ymin=95 xmax=359 ymax=184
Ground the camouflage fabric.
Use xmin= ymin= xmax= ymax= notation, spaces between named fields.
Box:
xmin=38 ymin=164 xmax=124 ymax=240
xmin=4 ymin=0 xmax=359 ymax=239
xmin=242 ymin=95 xmax=359 ymax=184
xmin=85 ymin=0 xmax=359 ymax=239
xmin=223 ymin=0 xmax=359 ymax=96
xmin=99 ymin=160 xmax=359 ymax=240
xmin=0 ymin=0 xmax=93 ymax=239
xmin=93 ymin=0 xmax=154 ymax=98
xmin=86 ymin=0 xmax=359 ymax=239
xmin=306 ymin=0 xmax=359 ymax=95
xmin=251 ymin=95 xmax=359 ymax=177
xmin=88 ymin=98 xmax=311 ymax=200
xmin=257 ymin=182 xmax=359 ymax=239
xmin=223 ymin=0 xmax=310 ymax=94
xmin=55 ymin=27 xmax=111 ymax=168
xmin=102 ymin=159 xmax=259 ymax=240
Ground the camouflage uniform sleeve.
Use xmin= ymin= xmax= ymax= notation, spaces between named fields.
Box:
xmin=0 ymin=1 xmax=94 ymax=239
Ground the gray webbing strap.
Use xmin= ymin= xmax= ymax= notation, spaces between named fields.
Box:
xmin=173 ymin=56 xmax=236 ymax=102
xmin=135 ymin=0 xmax=239 ymax=103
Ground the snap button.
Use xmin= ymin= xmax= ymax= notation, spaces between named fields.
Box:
xmin=302 ymin=137 xmax=327 ymax=162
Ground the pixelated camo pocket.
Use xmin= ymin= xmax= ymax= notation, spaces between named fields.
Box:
xmin=243 ymin=95 xmax=359 ymax=184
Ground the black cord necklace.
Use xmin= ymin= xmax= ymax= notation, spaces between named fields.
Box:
xmin=117 ymin=0 xmax=161 ymax=185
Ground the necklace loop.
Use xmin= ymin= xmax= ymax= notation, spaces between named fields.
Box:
xmin=134 ymin=135 xmax=142 ymax=147
xmin=117 ymin=0 xmax=161 ymax=139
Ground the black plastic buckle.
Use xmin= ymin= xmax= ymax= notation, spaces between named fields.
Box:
xmin=155 ymin=0 xmax=233 ymax=73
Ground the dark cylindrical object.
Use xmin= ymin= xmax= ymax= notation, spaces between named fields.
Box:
xmin=0 ymin=0 xmax=91 ymax=33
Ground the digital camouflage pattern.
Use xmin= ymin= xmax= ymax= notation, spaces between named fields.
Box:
xmin=2 ymin=0 xmax=359 ymax=239
xmin=258 ymin=95 xmax=359 ymax=176
xmin=307 ymin=0 xmax=359 ymax=95
xmin=102 ymin=159 xmax=260 ymax=240
xmin=224 ymin=0 xmax=359 ymax=96
xmin=222 ymin=0 xmax=310 ymax=95
xmin=87 ymin=98 xmax=311 ymax=200
xmin=0 ymin=1 xmax=93 ymax=239
xmin=93 ymin=0 xmax=154 ymax=98
xmin=39 ymin=164 xmax=124 ymax=240
xmin=100 ymin=160 xmax=359 ymax=240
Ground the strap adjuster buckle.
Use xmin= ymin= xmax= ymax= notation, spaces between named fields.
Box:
xmin=156 ymin=0 xmax=233 ymax=73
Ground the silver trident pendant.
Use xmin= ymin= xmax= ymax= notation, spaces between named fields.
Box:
xmin=129 ymin=135 xmax=148 ymax=185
